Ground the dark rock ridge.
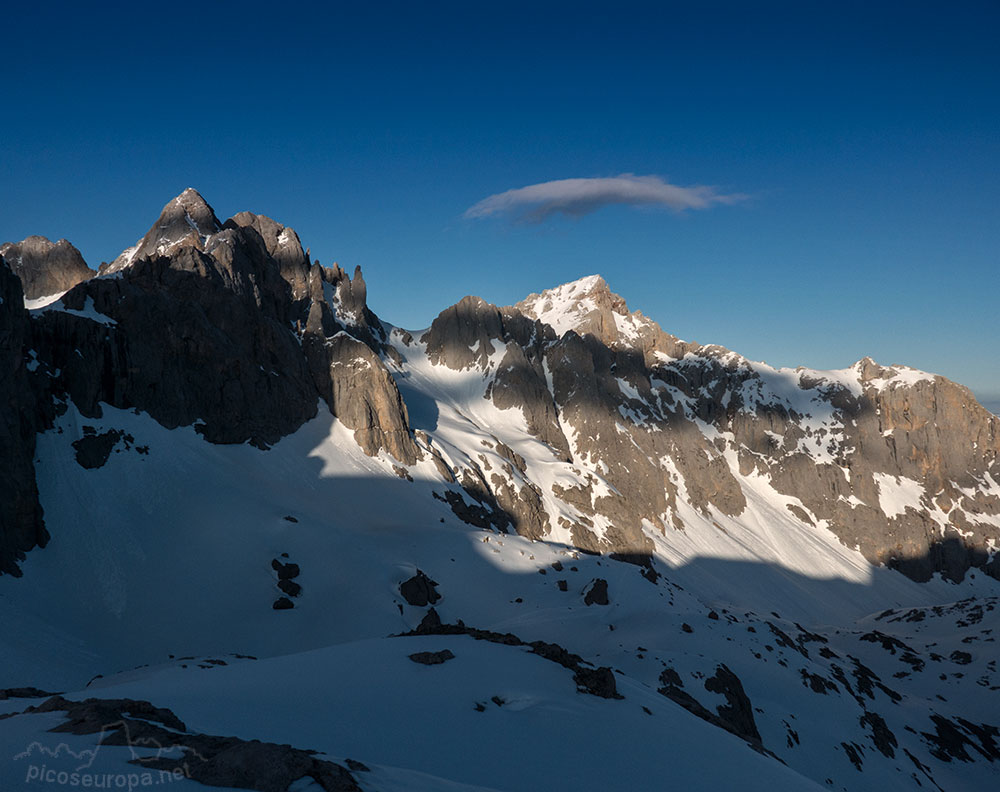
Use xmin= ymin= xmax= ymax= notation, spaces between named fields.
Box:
xmin=24 ymin=695 xmax=362 ymax=792
xmin=0 ymin=189 xmax=423 ymax=574
xmin=0 ymin=236 xmax=93 ymax=299
xmin=0 ymin=261 xmax=48 ymax=575
xmin=658 ymin=664 xmax=768 ymax=755
xmin=401 ymin=618 xmax=622 ymax=699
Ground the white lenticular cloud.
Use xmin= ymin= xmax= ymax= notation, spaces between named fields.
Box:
xmin=464 ymin=173 xmax=746 ymax=223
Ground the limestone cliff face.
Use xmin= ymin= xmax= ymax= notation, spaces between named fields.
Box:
xmin=29 ymin=213 xmax=319 ymax=448
xmin=0 ymin=236 xmax=93 ymax=300
xmin=101 ymin=188 xmax=223 ymax=274
xmin=0 ymin=258 xmax=47 ymax=575
xmin=422 ymin=296 xmax=570 ymax=458
xmin=304 ymin=332 xmax=419 ymax=464
xmin=298 ymin=258 xmax=419 ymax=464
xmin=422 ymin=277 xmax=1000 ymax=582
xmin=0 ymin=190 xmax=425 ymax=574
xmin=226 ymin=211 xmax=311 ymax=302
xmin=737 ymin=359 xmax=1000 ymax=581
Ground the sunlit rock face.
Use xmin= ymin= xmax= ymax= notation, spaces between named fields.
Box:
xmin=425 ymin=275 xmax=1000 ymax=582
xmin=0 ymin=236 xmax=93 ymax=300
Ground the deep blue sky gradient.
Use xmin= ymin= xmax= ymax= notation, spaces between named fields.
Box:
xmin=2 ymin=1 xmax=998 ymax=406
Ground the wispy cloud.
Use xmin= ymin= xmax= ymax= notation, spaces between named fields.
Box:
xmin=464 ymin=174 xmax=746 ymax=223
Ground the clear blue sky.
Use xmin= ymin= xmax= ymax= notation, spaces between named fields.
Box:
xmin=2 ymin=1 xmax=998 ymax=408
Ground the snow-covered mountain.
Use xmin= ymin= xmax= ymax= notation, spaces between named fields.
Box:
xmin=1 ymin=189 xmax=998 ymax=792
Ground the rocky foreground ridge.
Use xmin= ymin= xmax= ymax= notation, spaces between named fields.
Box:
xmin=2 ymin=188 xmax=998 ymax=582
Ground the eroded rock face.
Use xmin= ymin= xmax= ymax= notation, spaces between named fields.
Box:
xmin=30 ymin=239 xmax=318 ymax=447
xmin=25 ymin=190 xmax=420 ymax=460
xmin=102 ymin=188 xmax=223 ymax=274
xmin=421 ymin=275 xmax=1000 ymax=582
xmin=305 ymin=332 xmax=419 ymax=464
xmin=729 ymin=357 xmax=1000 ymax=582
xmin=227 ymin=211 xmax=311 ymax=301
xmin=0 ymin=259 xmax=47 ymax=576
xmin=422 ymin=296 xmax=568 ymax=455
xmin=3 ymin=190 xmax=429 ymax=574
xmin=0 ymin=236 xmax=93 ymax=299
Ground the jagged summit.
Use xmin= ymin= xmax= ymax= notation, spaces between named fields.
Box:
xmin=517 ymin=277 xmax=943 ymax=401
xmin=0 ymin=235 xmax=93 ymax=300
xmin=103 ymin=187 xmax=223 ymax=273
xmin=514 ymin=273 xmax=660 ymax=348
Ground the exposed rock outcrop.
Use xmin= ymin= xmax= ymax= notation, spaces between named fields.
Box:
xmin=227 ymin=211 xmax=311 ymax=301
xmin=399 ymin=570 xmax=441 ymax=607
xmin=0 ymin=259 xmax=47 ymax=576
xmin=25 ymin=190 xmax=420 ymax=458
xmin=305 ymin=331 xmax=418 ymax=463
xmin=30 ymin=239 xmax=318 ymax=447
xmin=102 ymin=188 xmax=223 ymax=274
xmin=0 ymin=236 xmax=93 ymax=300
xmin=400 ymin=619 xmax=622 ymax=699
xmin=26 ymin=696 xmax=362 ymax=792
xmin=423 ymin=295 xmax=571 ymax=458
xmin=423 ymin=275 xmax=1000 ymax=583
xmin=408 ymin=649 xmax=455 ymax=665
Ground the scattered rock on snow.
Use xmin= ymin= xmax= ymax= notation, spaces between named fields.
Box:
xmin=271 ymin=560 xmax=301 ymax=580
xmin=400 ymin=570 xmax=441 ymax=606
xmin=408 ymin=649 xmax=456 ymax=665
xmin=583 ymin=578 xmax=609 ymax=606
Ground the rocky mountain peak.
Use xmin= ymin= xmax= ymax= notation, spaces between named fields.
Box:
xmin=515 ymin=274 xmax=610 ymax=330
xmin=514 ymin=274 xmax=653 ymax=347
xmin=103 ymin=187 xmax=223 ymax=274
xmin=0 ymin=235 xmax=93 ymax=300
xmin=851 ymin=356 xmax=937 ymax=391
xmin=169 ymin=187 xmax=220 ymax=232
xmin=225 ymin=211 xmax=311 ymax=301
